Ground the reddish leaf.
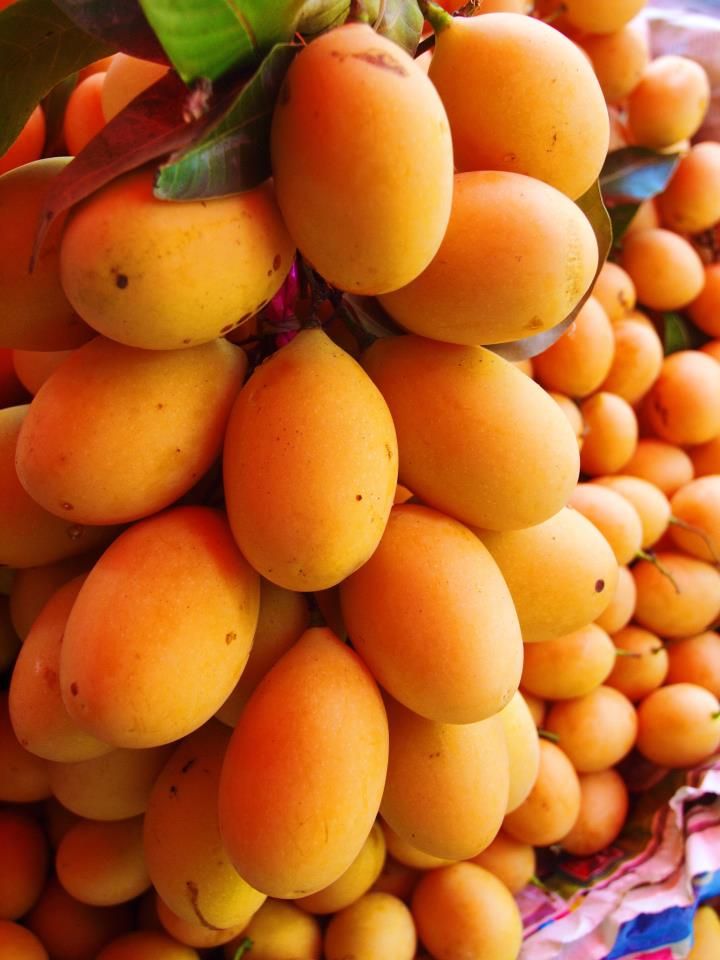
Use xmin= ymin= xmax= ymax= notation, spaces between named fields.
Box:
xmin=31 ymin=70 xmax=233 ymax=268
xmin=51 ymin=0 xmax=168 ymax=63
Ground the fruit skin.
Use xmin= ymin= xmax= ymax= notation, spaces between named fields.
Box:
xmin=271 ymin=22 xmax=453 ymax=295
xmin=521 ymin=624 xmax=616 ymax=701
xmin=15 ymin=337 xmax=247 ymax=525
xmin=657 ymin=142 xmax=720 ymax=234
xmin=633 ymin=552 xmax=720 ymax=639
xmin=101 ymin=54 xmax=169 ymax=121
xmin=0 ymin=809 xmax=48 ymax=920
xmin=579 ymin=23 xmax=649 ymax=105
xmin=60 ymin=168 xmax=295 ymax=349
xmin=545 ymin=686 xmax=638 ymax=773
xmin=97 ymin=931 xmax=200 ymax=960
xmin=476 ymin=507 xmax=618 ymax=644
xmin=324 ymin=892 xmax=416 ymax=960
xmin=0 ymin=920 xmax=49 ymax=960
xmin=363 ymin=336 xmax=579 ymax=531
xmin=380 ymin=696 xmax=509 ymax=861
xmin=224 ymin=329 xmax=398 ymax=591
xmin=60 ymin=507 xmax=260 ymax=748
xmin=378 ymin=171 xmax=598 ymax=346
xmin=503 ymin=739 xmax=581 ymax=846
xmin=224 ymin=900 xmax=322 ymax=960
xmin=498 ymin=692 xmax=540 ymax=813
xmin=0 ymin=158 xmax=94 ymax=350
xmin=627 ymin=55 xmax=710 ymax=148
xmin=669 ymin=476 xmax=720 ymax=562
xmin=0 ymin=406 xmax=115 ymax=569
xmin=666 ymin=632 xmax=720 ymax=699
xmin=144 ymin=721 xmax=266 ymax=929
xmin=0 ymin=105 xmax=46 ymax=176
xmin=559 ymin=769 xmax=629 ymax=856
xmin=411 ymin=862 xmax=523 ymax=960
xmin=688 ymin=905 xmax=720 ymax=960
xmin=636 ymin=683 xmax=720 ymax=768
xmin=469 ymin=831 xmax=535 ymax=895
xmin=218 ymin=628 xmax=389 ymax=899
xmin=606 ymin=626 xmax=669 ymax=703
xmin=532 ymin=297 xmax=614 ymax=399
xmin=340 ymin=504 xmax=523 ymax=724
xmin=620 ymin=229 xmax=705 ymax=312
xmin=428 ymin=12 xmax=609 ymax=199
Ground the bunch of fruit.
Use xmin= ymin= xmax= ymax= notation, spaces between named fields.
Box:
xmin=2 ymin=0 xmax=720 ymax=958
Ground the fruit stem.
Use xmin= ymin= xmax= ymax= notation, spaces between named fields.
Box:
xmin=668 ymin=516 xmax=720 ymax=565
xmin=232 ymin=938 xmax=254 ymax=960
xmin=636 ymin=549 xmax=681 ymax=594
xmin=417 ymin=0 xmax=454 ymax=34
xmin=538 ymin=729 xmax=560 ymax=743
xmin=712 ymin=711 xmax=720 ymax=721
xmin=373 ymin=0 xmax=388 ymax=28
xmin=530 ymin=875 xmax=551 ymax=891
xmin=615 ymin=649 xmax=642 ymax=659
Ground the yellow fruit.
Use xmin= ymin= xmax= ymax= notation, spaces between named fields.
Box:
xmin=476 ymin=507 xmax=618 ymax=644
xmin=60 ymin=169 xmax=294 ymax=349
xmin=497 ymin=692 xmax=540 ymax=813
xmin=593 ymin=475 xmax=670 ymax=549
xmin=340 ymin=504 xmax=522 ymax=724
xmin=271 ymin=23 xmax=452 ymax=294
xmin=15 ymin=337 xmax=247 ymax=525
xmin=100 ymin=54 xmax=169 ymax=120
xmin=0 ymin=810 xmax=48 ymax=920
xmin=295 ymin=823 xmax=386 ymax=915
xmin=633 ymin=552 xmax=720 ymax=638
xmin=666 ymin=632 xmax=720 ymax=699
xmin=224 ymin=329 xmax=397 ymax=591
xmin=362 ymin=336 xmax=579 ymax=531
xmin=560 ymin=769 xmax=629 ymax=856
xmin=144 ymin=721 xmax=266 ymax=929
xmin=325 ymin=892 xmax=416 ymax=960
xmin=224 ymin=900 xmax=322 ymax=960
xmin=521 ymin=624 xmax=616 ymax=700
xmin=97 ymin=932 xmax=199 ymax=960
xmin=579 ymin=392 xmax=638 ymax=476
xmin=61 ymin=507 xmax=259 ymax=748
xmin=579 ymin=23 xmax=649 ymax=104
xmin=636 ymin=683 xmax=720 ymax=768
xmin=380 ymin=696 xmax=509 ymax=860
xmin=627 ymin=55 xmax=710 ymax=148
xmin=598 ymin=317 xmax=663 ymax=405
xmin=412 ymin=863 xmax=522 ymax=960
xmin=378 ymin=171 xmax=598 ymax=345
xmin=533 ymin=297 xmax=614 ymax=398
xmin=657 ymin=142 xmax=720 ymax=233
xmin=620 ymin=229 xmax=705 ymax=311
xmin=545 ymin=686 xmax=637 ymax=772
xmin=688 ymin=906 xmax=720 ymax=960
xmin=595 ymin=564 xmax=636 ymax=634
xmin=0 ymin=158 xmax=94 ymax=350
xmin=56 ymin=816 xmax=150 ymax=906
xmin=428 ymin=13 xmax=608 ymax=198
xmin=503 ymin=739 xmax=581 ymax=846
xmin=218 ymin=628 xmax=389 ymax=899
xmin=569 ymin=483 xmax=643 ymax=566
xmin=469 ymin=831 xmax=535 ymax=895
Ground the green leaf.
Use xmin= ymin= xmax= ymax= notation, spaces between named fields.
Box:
xmin=232 ymin=938 xmax=254 ymax=959
xmin=32 ymin=71 xmax=232 ymax=266
xmin=139 ymin=0 xmax=352 ymax=84
xmin=375 ymin=0 xmax=423 ymax=55
xmin=154 ymin=43 xmax=299 ymax=201
xmin=600 ymin=146 xmax=680 ymax=203
xmin=490 ymin=179 xmax=612 ymax=362
xmin=662 ymin=312 xmax=705 ymax=356
xmin=51 ymin=0 xmax=168 ymax=63
xmin=0 ymin=0 xmax=114 ymax=155
xmin=607 ymin=201 xmax=640 ymax=248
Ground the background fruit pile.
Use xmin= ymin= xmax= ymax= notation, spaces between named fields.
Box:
xmin=2 ymin=0 xmax=720 ymax=958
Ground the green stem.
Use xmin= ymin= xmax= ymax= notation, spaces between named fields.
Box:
xmin=417 ymin=0 xmax=454 ymax=33
xmin=233 ymin=938 xmax=254 ymax=960
xmin=669 ymin=516 xmax=720 ymax=565
xmin=615 ymin=649 xmax=642 ymax=659
xmin=712 ymin=711 xmax=720 ymax=721
xmin=538 ymin=729 xmax=560 ymax=743
xmin=636 ymin=549 xmax=681 ymax=594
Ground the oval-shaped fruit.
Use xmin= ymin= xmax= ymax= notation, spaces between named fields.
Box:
xmin=325 ymin=893 xmax=416 ymax=960
xmin=594 ymin=475 xmax=671 ymax=549
xmin=0 ymin=920 xmax=48 ymax=960
xmin=428 ymin=13 xmax=608 ymax=199
xmin=0 ymin=406 xmax=114 ymax=569
xmin=15 ymin=337 xmax=247 ymax=525
xmin=60 ymin=507 xmax=260 ymax=748
xmin=636 ymin=683 xmax=720 ymax=768
xmin=0 ymin=158 xmax=94 ymax=350
xmin=97 ymin=932 xmax=200 ymax=960
xmin=521 ymin=624 xmax=616 ymax=701
xmin=559 ymin=769 xmax=629 ymax=856
xmin=599 ymin=318 xmax=663 ymax=407
xmin=224 ymin=329 xmax=397 ymax=591
xmin=624 ymin=439 xmax=694 ymax=496
xmin=380 ymin=696 xmax=509 ymax=860
xmin=606 ymin=626 xmax=668 ymax=703
xmin=569 ymin=484 xmax=643 ymax=566
xmin=532 ymin=297 xmax=614 ymax=398
xmin=225 ymin=900 xmax=322 ymax=960
xmin=362 ymin=336 xmax=579 ymax=531
xmin=56 ymin=816 xmax=150 ymax=906
xmin=579 ymin=392 xmax=638 ymax=477
xmin=340 ymin=504 xmax=522 ymax=724
xmin=469 ymin=831 xmax=535 ymax=895
xmin=60 ymin=168 xmax=294 ymax=349
xmin=218 ymin=628 xmax=389 ymax=899
xmin=0 ymin=809 xmax=48 ymax=920
xmin=412 ymin=862 xmax=523 ymax=960
xmin=9 ymin=576 xmax=112 ymax=762
xmin=0 ymin=692 xmax=51 ymax=803
xmin=657 ymin=142 xmax=720 ymax=234
xmin=271 ymin=23 xmax=453 ymax=294
xmin=378 ymin=171 xmax=598 ymax=345
xmin=497 ymin=692 xmax=540 ymax=813
xmin=633 ymin=552 xmax=720 ymax=638
xmin=669 ymin=476 xmax=720 ymax=562
xmin=545 ymin=686 xmax=637 ymax=773
xmin=666 ymin=632 xmax=720 ymax=698
xmin=144 ymin=721 xmax=266 ymax=929
xmin=475 ymin=507 xmax=617 ymax=644
xmin=502 ymin=739 xmax=581 ymax=846
xmin=627 ymin=55 xmax=710 ymax=149
xmin=294 ymin=822 xmax=385 ymax=915
xmin=620 ymin=229 xmax=705 ymax=311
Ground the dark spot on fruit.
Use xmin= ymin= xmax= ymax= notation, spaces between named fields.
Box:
xmin=70 ymin=682 xmax=79 ymax=696
xmin=156 ymin=402 xmax=164 ymax=410
xmin=526 ymin=316 xmax=543 ymax=330
xmin=169 ymin=785 xmax=178 ymax=798
xmin=595 ymin=579 xmax=605 ymax=592
xmin=351 ymin=50 xmax=408 ymax=76
xmin=428 ymin=751 xmax=441 ymax=758
xmin=225 ymin=632 xmax=237 ymax=645
xmin=175 ymin=448 xmax=181 ymax=453
xmin=61 ymin=502 xmax=73 ymax=511
xmin=116 ymin=273 xmax=129 ymax=289
xmin=355 ymin=494 xmax=363 ymax=501
xmin=273 ymin=253 xmax=282 ymax=270
xmin=182 ymin=338 xmax=191 ymax=344
xmin=384 ymin=443 xmax=392 ymax=460
xmin=180 ymin=758 xmax=196 ymax=774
